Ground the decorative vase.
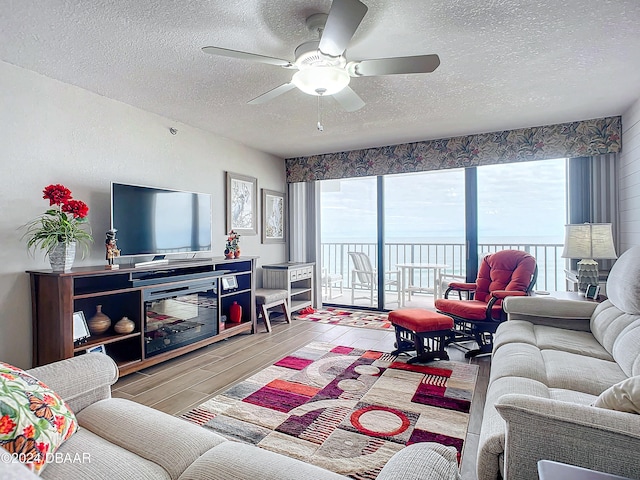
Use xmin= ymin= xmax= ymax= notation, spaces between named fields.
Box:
xmin=234 ymin=249 xmax=241 ymax=258
xmin=229 ymin=301 xmax=242 ymax=323
xmin=114 ymin=316 xmax=135 ymax=334
xmin=88 ymin=305 xmax=111 ymax=335
xmin=49 ymin=241 xmax=76 ymax=272
xmin=225 ymin=251 xmax=234 ymax=259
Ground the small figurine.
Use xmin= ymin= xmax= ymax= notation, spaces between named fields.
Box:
xmin=105 ymin=229 xmax=121 ymax=269
xmin=225 ymin=230 xmax=241 ymax=259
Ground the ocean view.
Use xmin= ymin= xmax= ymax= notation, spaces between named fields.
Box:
xmin=320 ymin=158 xmax=568 ymax=292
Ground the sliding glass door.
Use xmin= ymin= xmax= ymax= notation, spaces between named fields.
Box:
xmin=318 ymin=158 xmax=568 ymax=310
xmin=320 ymin=177 xmax=379 ymax=307
xmin=384 ymin=170 xmax=466 ymax=309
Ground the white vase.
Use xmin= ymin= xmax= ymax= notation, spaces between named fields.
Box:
xmin=49 ymin=241 xmax=76 ymax=272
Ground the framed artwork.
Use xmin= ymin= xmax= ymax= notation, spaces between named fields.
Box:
xmin=72 ymin=311 xmax=90 ymax=344
xmin=226 ymin=172 xmax=258 ymax=235
xmin=261 ymin=189 xmax=286 ymax=244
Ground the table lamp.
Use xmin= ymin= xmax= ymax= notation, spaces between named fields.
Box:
xmin=562 ymin=223 xmax=617 ymax=292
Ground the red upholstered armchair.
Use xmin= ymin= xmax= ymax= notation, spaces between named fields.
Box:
xmin=434 ymin=249 xmax=537 ymax=358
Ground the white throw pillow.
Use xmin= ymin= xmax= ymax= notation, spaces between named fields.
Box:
xmin=606 ymin=245 xmax=640 ymax=315
xmin=592 ymin=376 xmax=640 ymax=414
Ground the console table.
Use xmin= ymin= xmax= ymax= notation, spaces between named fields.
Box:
xmin=262 ymin=262 xmax=315 ymax=313
xmin=28 ymin=257 xmax=256 ymax=376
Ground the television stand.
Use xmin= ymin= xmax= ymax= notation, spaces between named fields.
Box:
xmin=28 ymin=257 xmax=257 ymax=376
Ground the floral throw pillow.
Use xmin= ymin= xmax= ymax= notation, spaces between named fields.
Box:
xmin=0 ymin=362 xmax=77 ymax=474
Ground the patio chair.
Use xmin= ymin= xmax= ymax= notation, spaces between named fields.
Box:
xmin=321 ymin=267 xmax=343 ymax=300
xmin=348 ymin=251 xmax=400 ymax=306
xmin=434 ymin=249 xmax=537 ymax=358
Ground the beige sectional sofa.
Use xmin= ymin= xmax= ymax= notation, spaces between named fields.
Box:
xmin=1 ymin=353 xmax=462 ymax=480
xmin=477 ymin=245 xmax=640 ymax=480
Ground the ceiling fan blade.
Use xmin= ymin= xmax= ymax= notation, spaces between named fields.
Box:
xmin=351 ymin=54 xmax=441 ymax=77
xmin=332 ymin=86 xmax=365 ymax=112
xmin=247 ymin=83 xmax=297 ymax=105
xmin=318 ymin=0 xmax=368 ymax=57
xmin=202 ymin=46 xmax=294 ymax=68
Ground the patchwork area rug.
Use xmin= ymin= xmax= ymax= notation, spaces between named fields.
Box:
xmin=295 ymin=307 xmax=392 ymax=330
xmin=181 ymin=341 xmax=478 ymax=479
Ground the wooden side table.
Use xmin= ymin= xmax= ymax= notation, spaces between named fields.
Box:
xmin=534 ymin=290 xmax=606 ymax=303
xmin=262 ymin=262 xmax=315 ymax=313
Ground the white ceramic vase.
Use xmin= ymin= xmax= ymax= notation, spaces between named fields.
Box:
xmin=49 ymin=241 xmax=76 ymax=272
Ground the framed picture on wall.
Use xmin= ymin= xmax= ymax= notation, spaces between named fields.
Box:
xmin=261 ymin=189 xmax=286 ymax=244
xmin=226 ymin=172 xmax=258 ymax=235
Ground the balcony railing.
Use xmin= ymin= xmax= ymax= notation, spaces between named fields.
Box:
xmin=322 ymin=241 xmax=566 ymax=295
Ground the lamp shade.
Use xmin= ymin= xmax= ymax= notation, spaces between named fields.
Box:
xmin=292 ymin=66 xmax=350 ymax=96
xmin=562 ymin=223 xmax=617 ymax=259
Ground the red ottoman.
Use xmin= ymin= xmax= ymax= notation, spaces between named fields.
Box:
xmin=389 ymin=309 xmax=454 ymax=363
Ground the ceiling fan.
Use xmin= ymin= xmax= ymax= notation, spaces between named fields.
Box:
xmin=201 ymin=0 xmax=440 ymax=113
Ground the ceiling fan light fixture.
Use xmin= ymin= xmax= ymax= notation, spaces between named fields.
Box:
xmin=292 ymin=66 xmax=350 ymax=96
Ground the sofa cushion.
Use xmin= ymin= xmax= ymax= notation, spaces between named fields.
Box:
xmin=40 ymin=428 xmax=170 ymax=480
xmin=534 ymin=328 xmax=612 ymax=360
xmin=592 ymin=376 xmax=640 ymax=414
xmin=178 ymin=441 xmax=349 ymax=480
xmin=0 ymin=362 xmax=77 ymax=475
xmin=611 ymin=319 xmax=640 ymax=377
xmin=548 ymin=388 xmax=597 ymax=405
xmin=541 ymin=350 xmax=627 ymax=396
xmin=591 ymin=302 xmax=638 ymax=351
xmin=489 ymin=343 xmax=547 ymax=385
xmin=77 ymin=398 xmax=226 ymax=480
xmin=606 ymin=245 xmax=640 ymax=315
xmin=493 ymin=320 xmax=537 ymax=351
xmin=494 ymin=321 xmax=612 ymax=360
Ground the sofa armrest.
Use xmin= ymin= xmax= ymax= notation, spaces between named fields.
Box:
xmin=495 ymin=394 xmax=640 ymax=480
xmin=502 ymin=297 xmax=596 ymax=331
xmin=376 ymin=443 xmax=460 ymax=480
xmin=26 ymin=353 xmax=118 ymax=413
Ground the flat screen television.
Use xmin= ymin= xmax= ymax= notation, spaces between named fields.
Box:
xmin=111 ymin=182 xmax=212 ymax=258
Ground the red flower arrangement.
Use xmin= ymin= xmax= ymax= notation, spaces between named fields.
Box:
xmin=61 ymin=199 xmax=89 ymax=219
xmin=22 ymin=184 xmax=93 ymax=256
xmin=42 ymin=184 xmax=72 ymax=206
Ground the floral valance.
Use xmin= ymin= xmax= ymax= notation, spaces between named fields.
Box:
xmin=285 ymin=116 xmax=621 ymax=183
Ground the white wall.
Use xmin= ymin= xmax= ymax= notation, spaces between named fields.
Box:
xmin=0 ymin=61 xmax=287 ymax=369
xmin=620 ymin=97 xmax=640 ymax=251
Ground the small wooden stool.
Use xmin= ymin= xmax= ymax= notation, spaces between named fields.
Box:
xmin=255 ymin=288 xmax=291 ymax=333
xmin=389 ymin=308 xmax=454 ymax=363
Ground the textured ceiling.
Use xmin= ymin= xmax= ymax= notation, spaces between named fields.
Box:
xmin=1 ymin=0 xmax=639 ymax=158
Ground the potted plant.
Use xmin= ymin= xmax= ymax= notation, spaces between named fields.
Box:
xmin=22 ymin=184 xmax=93 ymax=271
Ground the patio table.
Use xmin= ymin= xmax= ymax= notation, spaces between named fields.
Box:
xmin=396 ymin=262 xmax=449 ymax=307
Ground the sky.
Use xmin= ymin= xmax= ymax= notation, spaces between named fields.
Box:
xmin=320 ymin=158 xmax=567 ymax=244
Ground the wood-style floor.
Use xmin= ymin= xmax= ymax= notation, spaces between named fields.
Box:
xmin=113 ymin=318 xmax=490 ymax=480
